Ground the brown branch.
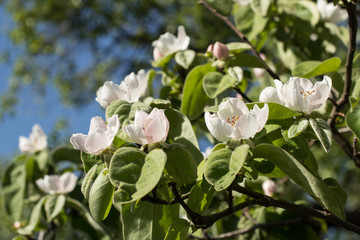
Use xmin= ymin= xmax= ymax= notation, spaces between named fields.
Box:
xmin=232 ymin=87 xmax=253 ymax=102
xmin=232 ymin=184 xmax=360 ymax=235
xmin=198 ymin=0 xmax=280 ymax=80
xmin=189 ymin=218 xmax=303 ymax=239
xmin=328 ymin=1 xmax=359 ymax=167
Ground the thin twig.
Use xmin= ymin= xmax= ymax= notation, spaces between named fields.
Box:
xmin=232 ymin=87 xmax=253 ymax=102
xmin=198 ymin=0 xmax=280 ymax=80
xmin=232 ymin=184 xmax=360 ymax=235
xmin=189 ymin=218 xmax=303 ymax=239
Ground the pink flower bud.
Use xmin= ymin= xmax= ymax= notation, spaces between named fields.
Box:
xmin=206 ymin=44 xmax=213 ymax=53
xmin=153 ymin=48 xmax=163 ymax=61
xmin=13 ymin=221 xmax=21 ymax=229
xmin=213 ymin=42 xmax=229 ymax=60
xmin=262 ymin=180 xmax=277 ymax=196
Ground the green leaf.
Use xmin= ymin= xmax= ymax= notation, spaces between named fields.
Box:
xmin=253 ymin=158 xmax=286 ymax=178
xmin=246 ymin=102 xmax=301 ymax=120
xmin=288 ymin=118 xmax=309 ymax=138
xmin=18 ymin=197 xmax=46 ymax=235
xmin=309 ymin=118 xmax=332 ymax=153
xmin=165 ymin=146 xmax=197 ymax=186
xmin=66 ymin=198 xmax=110 ymax=238
xmin=45 ymin=194 xmax=66 ymax=222
xmin=165 ymin=109 xmax=203 ymax=164
xmin=187 ymin=180 xmax=215 ymax=214
xmin=152 ymin=52 xmax=176 ymax=68
xmin=203 ymin=72 xmax=236 ymax=99
xmin=229 ymin=53 xmax=266 ymax=68
xmin=81 ymin=163 xmax=105 ymax=199
xmin=180 ymin=63 xmax=216 ymax=120
xmin=175 ymin=50 xmax=195 ymax=69
xmin=346 ymin=102 xmax=360 ymax=141
xmin=164 ymin=219 xmax=190 ymax=240
xmin=81 ymin=151 xmax=102 ymax=173
xmin=51 ymin=146 xmax=81 ymax=164
xmin=36 ymin=150 xmax=49 ymax=171
xmin=204 ymin=145 xmax=249 ymax=191
xmin=111 ymin=148 xmax=167 ymax=204
xmin=323 ymin=178 xmax=347 ymax=206
xmin=227 ymin=67 xmax=243 ymax=83
xmin=250 ymin=0 xmax=271 ymax=16
xmin=254 ymin=144 xmax=345 ymax=219
xmin=292 ymin=57 xmax=341 ymax=78
xmin=89 ymin=169 xmax=114 ymax=221
xmin=121 ymin=201 xmax=179 ymax=240
xmin=2 ymin=163 xmax=26 ymax=221
xmin=105 ymin=100 xmax=131 ymax=123
xmin=226 ymin=42 xmax=251 ymax=53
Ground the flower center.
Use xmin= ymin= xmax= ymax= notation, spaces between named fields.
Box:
xmin=299 ymin=90 xmax=315 ymax=100
xmin=226 ymin=116 xmax=240 ymax=127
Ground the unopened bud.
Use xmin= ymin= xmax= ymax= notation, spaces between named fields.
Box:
xmin=206 ymin=44 xmax=213 ymax=53
xmin=13 ymin=221 xmax=21 ymax=229
xmin=213 ymin=42 xmax=229 ymax=60
xmin=262 ymin=179 xmax=277 ymax=196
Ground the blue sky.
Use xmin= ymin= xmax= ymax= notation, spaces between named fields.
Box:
xmin=0 ymin=7 xmax=104 ymax=160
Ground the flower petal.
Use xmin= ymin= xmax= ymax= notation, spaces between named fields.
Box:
xmin=88 ymin=116 xmax=107 ymax=135
xmin=233 ymin=113 xmax=258 ymax=139
xmin=59 ymin=172 xmax=78 ymax=194
xmin=134 ymin=110 xmax=149 ymax=128
xmin=84 ymin=130 xmax=110 ymax=154
xmin=70 ymin=133 xmax=88 ymax=152
xmin=259 ymin=87 xmax=281 ymax=104
xmin=205 ymin=112 xmax=233 ymax=142
xmin=123 ymin=125 xmax=147 ymax=145
xmin=251 ymin=104 xmax=269 ymax=132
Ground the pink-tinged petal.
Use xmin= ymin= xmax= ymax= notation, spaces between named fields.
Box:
xmin=251 ymin=104 xmax=269 ymax=132
xmin=123 ymin=125 xmax=147 ymax=144
xmin=259 ymin=87 xmax=281 ymax=104
xmin=59 ymin=172 xmax=78 ymax=194
xmin=88 ymin=116 xmax=107 ymax=135
xmin=233 ymin=113 xmax=258 ymax=139
xmin=70 ymin=133 xmax=88 ymax=152
xmin=35 ymin=178 xmax=51 ymax=193
xmin=134 ymin=110 xmax=149 ymax=128
xmin=84 ymin=130 xmax=109 ymax=154
xmin=144 ymin=116 xmax=169 ymax=143
xmin=213 ymin=42 xmax=229 ymax=60
xmin=95 ymin=81 xmax=126 ymax=108
xmin=205 ymin=112 xmax=233 ymax=142
xmin=153 ymin=47 xmax=163 ymax=60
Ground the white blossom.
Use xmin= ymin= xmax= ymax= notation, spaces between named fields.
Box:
xmin=317 ymin=0 xmax=347 ymax=23
xmin=152 ymin=26 xmax=190 ymax=59
xmin=19 ymin=124 xmax=47 ymax=154
xmin=36 ymin=172 xmax=78 ymax=195
xmin=70 ymin=115 xmax=120 ymax=154
xmin=123 ymin=108 xmax=169 ymax=145
xmin=95 ymin=69 xmax=148 ymax=108
xmin=205 ymin=98 xmax=268 ymax=142
xmin=259 ymin=76 xmax=332 ymax=114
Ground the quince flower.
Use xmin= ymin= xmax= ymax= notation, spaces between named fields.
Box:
xmin=262 ymin=179 xmax=277 ymax=196
xmin=207 ymin=42 xmax=229 ymax=60
xmin=317 ymin=0 xmax=347 ymax=24
xmin=19 ymin=124 xmax=47 ymax=154
xmin=36 ymin=172 xmax=77 ymax=195
xmin=259 ymin=76 xmax=332 ymax=114
xmin=152 ymin=26 xmax=190 ymax=60
xmin=123 ymin=108 xmax=169 ymax=145
xmin=96 ymin=69 xmax=147 ymax=108
xmin=205 ymin=98 xmax=269 ymax=142
xmin=70 ymin=115 xmax=120 ymax=154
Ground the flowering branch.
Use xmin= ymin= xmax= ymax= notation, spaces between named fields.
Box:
xmin=198 ymin=0 xmax=280 ymax=80
xmin=328 ymin=1 xmax=359 ymax=167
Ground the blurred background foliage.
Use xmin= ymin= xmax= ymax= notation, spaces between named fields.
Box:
xmin=0 ymin=0 xmax=235 ymax=119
